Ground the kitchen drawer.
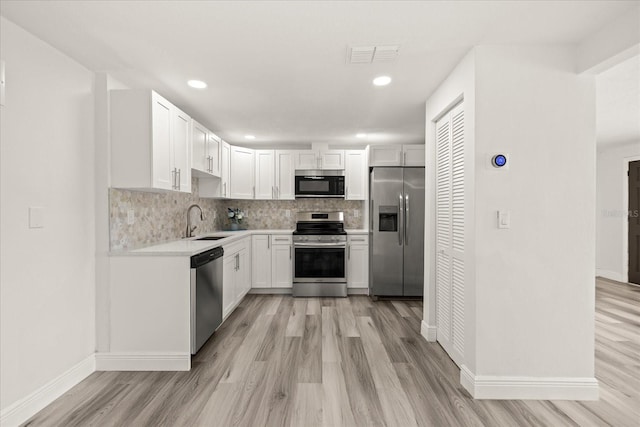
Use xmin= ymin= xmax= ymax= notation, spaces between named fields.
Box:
xmin=271 ymin=235 xmax=292 ymax=245
xmin=348 ymin=235 xmax=369 ymax=245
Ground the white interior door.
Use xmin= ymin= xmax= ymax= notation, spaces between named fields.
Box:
xmin=435 ymin=102 xmax=465 ymax=367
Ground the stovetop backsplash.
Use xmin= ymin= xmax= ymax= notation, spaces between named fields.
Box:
xmin=110 ymin=178 xmax=365 ymax=250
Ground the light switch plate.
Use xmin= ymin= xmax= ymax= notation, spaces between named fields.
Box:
xmin=29 ymin=207 xmax=44 ymax=228
xmin=285 ymin=210 xmax=291 ymax=218
xmin=498 ymin=210 xmax=510 ymax=229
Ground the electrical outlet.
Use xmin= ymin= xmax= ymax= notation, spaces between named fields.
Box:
xmin=127 ymin=209 xmax=135 ymax=225
xmin=285 ymin=209 xmax=291 ymax=218
xmin=353 ymin=209 xmax=360 ymax=218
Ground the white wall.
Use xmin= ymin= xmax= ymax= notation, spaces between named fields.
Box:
xmin=473 ymin=46 xmax=596 ymax=382
xmin=596 ymin=141 xmax=640 ymax=281
xmin=423 ymin=50 xmax=477 ymax=372
xmin=424 ymin=45 xmax=598 ymax=399
xmin=0 ymin=16 xmax=95 ymax=413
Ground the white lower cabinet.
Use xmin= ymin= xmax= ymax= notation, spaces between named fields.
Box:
xmin=252 ymin=234 xmax=292 ymax=288
xmin=347 ymin=235 xmax=369 ymax=289
xmin=223 ymin=237 xmax=251 ymax=318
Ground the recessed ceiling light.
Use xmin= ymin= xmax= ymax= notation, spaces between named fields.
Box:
xmin=373 ymin=76 xmax=392 ymax=86
xmin=356 ymin=133 xmax=367 ymax=138
xmin=187 ymin=80 xmax=207 ymax=89
xmin=245 ymin=135 xmax=255 ymax=140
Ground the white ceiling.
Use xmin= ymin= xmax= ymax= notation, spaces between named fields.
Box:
xmin=1 ymin=1 xmax=637 ymax=147
xmin=596 ymin=54 xmax=640 ymax=147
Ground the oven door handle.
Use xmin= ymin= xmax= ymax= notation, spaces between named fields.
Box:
xmin=294 ymin=243 xmax=347 ymax=248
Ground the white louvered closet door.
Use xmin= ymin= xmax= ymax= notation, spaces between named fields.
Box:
xmin=435 ymin=102 xmax=465 ymax=367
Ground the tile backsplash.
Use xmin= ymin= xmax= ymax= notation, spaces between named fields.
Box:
xmin=109 ymin=179 xmax=365 ymax=250
xmin=109 ymin=179 xmax=223 ymax=250
xmin=215 ymin=199 xmax=365 ymax=231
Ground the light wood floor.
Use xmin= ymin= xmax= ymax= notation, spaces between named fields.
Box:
xmin=23 ymin=278 xmax=639 ymax=426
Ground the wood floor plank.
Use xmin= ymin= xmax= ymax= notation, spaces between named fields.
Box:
xmin=290 ymin=383 xmax=323 ymax=427
xmin=285 ymin=298 xmax=307 ymax=337
xmin=21 ymin=278 xmax=640 ymax=427
xmin=322 ymin=307 xmax=341 ymax=363
xmin=220 ymin=313 xmax=274 ymax=383
xmin=322 ymin=362 xmax=357 ymax=427
xmin=337 ymin=337 xmax=386 ymax=427
xmin=306 ymin=298 xmax=322 ymax=315
xmin=336 ymin=297 xmax=360 ymax=337
xmin=297 ymin=314 xmax=322 ymax=383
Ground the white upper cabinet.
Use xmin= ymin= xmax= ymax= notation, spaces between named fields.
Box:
xmin=230 ymin=146 xmax=255 ymax=199
xmin=369 ymin=144 xmax=425 ymax=167
xmin=191 ymin=120 xmax=208 ymax=174
xmin=208 ymin=134 xmax=221 ymax=177
xmin=275 ymin=150 xmax=295 ymax=200
xmin=345 ymin=150 xmax=367 ymax=200
xmin=402 ymin=144 xmax=426 ymax=166
xmin=220 ymin=141 xmax=230 ymax=198
xmin=111 ymin=90 xmax=191 ymax=193
xmin=252 ymin=150 xmax=296 ymax=200
xmin=191 ymin=120 xmax=221 ymax=178
xmin=255 ymin=150 xmax=276 ymax=199
xmin=295 ymin=150 xmax=345 ymax=170
xmin=369 ymin=145 xmax=402 ymax=167
xmin=320 ymin=150 xmax=345 ymax=169
xmin=172 ymin=108 xmax=191 ymax=193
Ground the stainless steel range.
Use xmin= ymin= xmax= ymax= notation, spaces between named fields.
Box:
xmin=292 ymin=211 xmax=347 ymax=297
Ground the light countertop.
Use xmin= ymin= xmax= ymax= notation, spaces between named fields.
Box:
xmin=111 ymin=228 xmax=368 ymax=257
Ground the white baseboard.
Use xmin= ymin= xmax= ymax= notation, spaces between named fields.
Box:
xmin=249 ymin=288 xmax=292 ymax=294
xmin=95 ymin=352 xmax=190 ymax=371
xmin=460 ymin=365 xmax=599 ymax=400
xmin=596 ymin=269 xmax=625 ymax=283
xmin=0 ymin=354 xmax=95 ymax=427
xmin=249 ymin=288 xmax=369 ymax=295
xmin=420 ymin=320 xmax=437 ymax=342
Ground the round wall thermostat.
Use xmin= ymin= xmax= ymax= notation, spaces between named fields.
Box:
xmin=492 ymin=154 xmax=507 ymax=168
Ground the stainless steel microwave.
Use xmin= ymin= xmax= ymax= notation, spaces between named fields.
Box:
xmin=295 ymin=170 xmax=345 ymax=198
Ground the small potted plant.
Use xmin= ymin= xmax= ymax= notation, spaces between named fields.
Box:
xmin=227 ymin=208 xmax=245 ymax=230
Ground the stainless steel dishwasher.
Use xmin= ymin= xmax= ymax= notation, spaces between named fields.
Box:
xmin=190 ymin=246 xmax=224 ymax=354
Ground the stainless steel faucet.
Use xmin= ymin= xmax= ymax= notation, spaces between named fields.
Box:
xmin=186 ymin=204 xmax=204 ymax=238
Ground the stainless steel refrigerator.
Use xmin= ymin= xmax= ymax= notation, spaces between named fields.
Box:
xmin=369 ymin=167 xmax=425 ymax=297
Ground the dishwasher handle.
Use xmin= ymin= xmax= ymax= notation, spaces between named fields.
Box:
xmin=191 ymin=247 xmax=224 ymax=268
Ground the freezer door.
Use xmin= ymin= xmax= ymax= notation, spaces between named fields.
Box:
xmin=403 ymin=168 xmax=425 ymax=296
xmin=370 ymin=167 xmax=404 ymax=296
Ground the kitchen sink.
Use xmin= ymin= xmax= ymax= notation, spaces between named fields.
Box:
xmin=195 ymin=236 xmax=226 ymax=241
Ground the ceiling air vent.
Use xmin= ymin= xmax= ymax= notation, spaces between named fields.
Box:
xmin=349 ymin=46 xmax=375 ymax=64
xmin=372 ymin=45 xmax=399 ymax=62
xmin=348 ymin=45 xmax=399 ymax=64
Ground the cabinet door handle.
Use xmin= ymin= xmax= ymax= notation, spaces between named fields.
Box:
xmin=403 ymin=151 xmax=407 ymax=166
xmin=267 ymin=236 xmax=270 ymax=249
xmin=276 ymin=186 xmax=279 ymax=199
xmin=224 ymin=182 xmax=227 ymax=197
xmin=348 ymin=244 xmax=351 ymax=260
xmin=171 ymin=168 xmax=176 ymax=189
xmin=346 ymin=186 xmax=348 ymax=199
xmin=253 ymin=186 xmax=255 ymax=198
xmin=289 ymin=245 xmax=292 ymax=259
xmin=272 ymin=186 xmax=275 ymax=199
xmin=177 ymin=168 xmax=181 ymax=190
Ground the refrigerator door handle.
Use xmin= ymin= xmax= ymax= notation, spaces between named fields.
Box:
xmin=370 ymin=199 xmax=374 ymax=231
xmin=398 ymin=193 xmax=404 ymax=246
xmin=405 ymin=193 xmax=409 ymax=245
